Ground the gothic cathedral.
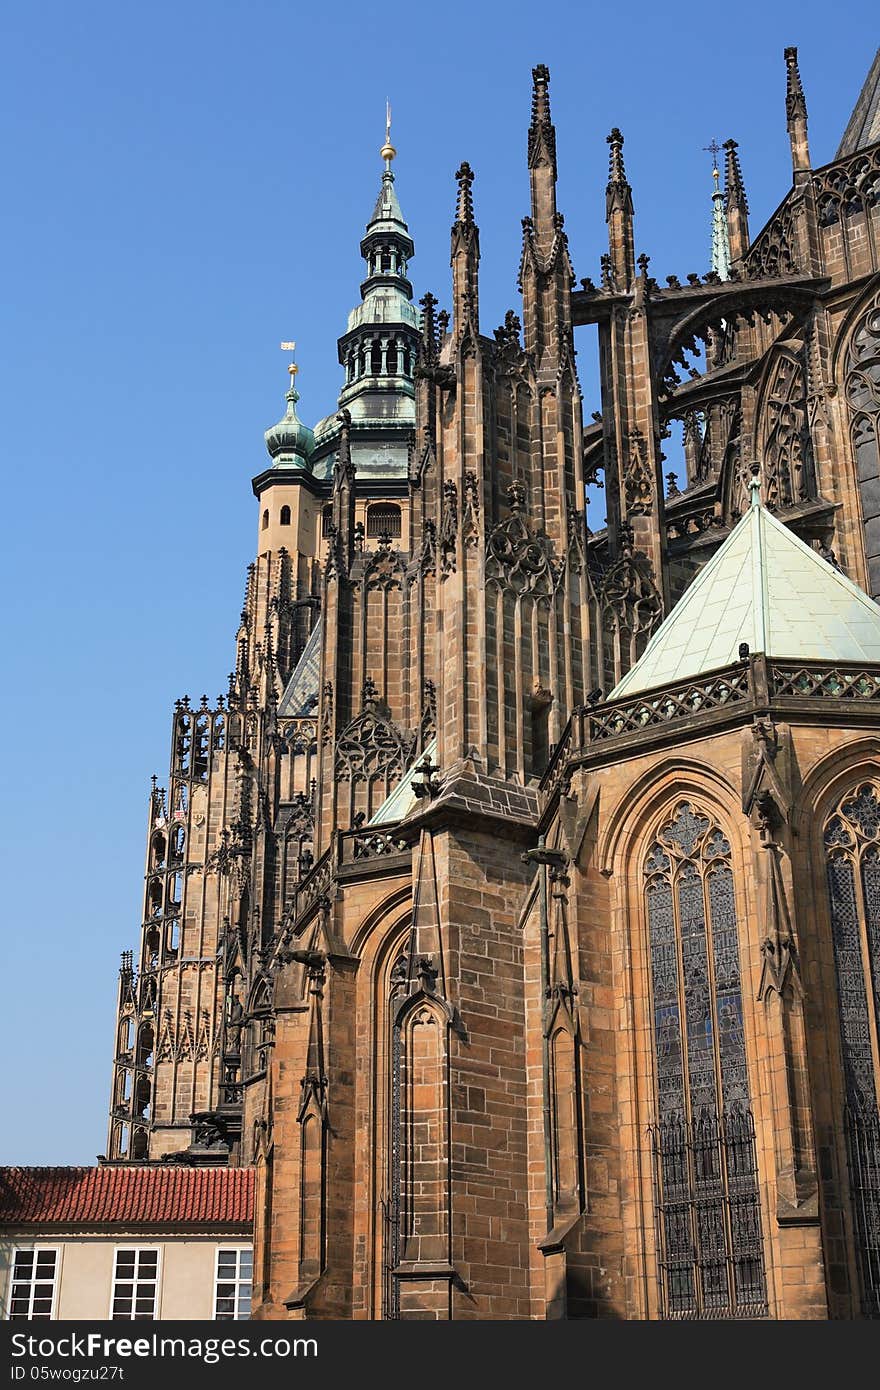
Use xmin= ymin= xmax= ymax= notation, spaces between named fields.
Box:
xmin=107 ymin=48 xmax=880 ymax=1319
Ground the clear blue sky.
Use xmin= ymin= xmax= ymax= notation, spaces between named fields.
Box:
xmin=0 ymin=0 xmax=875 ymax=1163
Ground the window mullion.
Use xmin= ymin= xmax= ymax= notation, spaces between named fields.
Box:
xmin=671 ymin=856 xmax=702 ymax=1316
xmin=702 ymin=858 xmax=737 ymax=1314
xmin=853 ymin=847 xmax=880 ymax=1113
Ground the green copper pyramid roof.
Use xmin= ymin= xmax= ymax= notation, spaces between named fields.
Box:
xmin=370 ymin=738 xmax=438 ymax=825
xmin=369 ymin=168 xmax=408 ymax=234
xmin=610 ymin=486 xmax=880 ymax=698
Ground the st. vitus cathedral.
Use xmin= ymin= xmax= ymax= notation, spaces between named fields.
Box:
xmin=107 ymin=46 xmax=880 ymax=1318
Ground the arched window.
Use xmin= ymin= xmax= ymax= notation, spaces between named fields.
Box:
xmin=166 ymin=919 xmax=180 ymax=956
xmin=136 ymin=1023 xmax=154 ymax=1070
xmin=119 ymin=1017 xmax=135 ymax=1056
xmin=644 ymin=801 xmax=766 ymax=1319
xmin=280 ymin=505 xmax=291 ymax=526
xmin=366 ymin=504 xmax=402 ymax=539
xmin=262 ymin=509 xmax=269 ymax=531
xmin=824 ymin=780 xmax=880 ymax=1314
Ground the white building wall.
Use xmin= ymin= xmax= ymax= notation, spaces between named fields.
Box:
xmin=0 ymin=1236 xmax=252 ymax=1321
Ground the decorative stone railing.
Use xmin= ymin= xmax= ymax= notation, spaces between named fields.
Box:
xmin=541 ymin=657 xmax=880 ymax=796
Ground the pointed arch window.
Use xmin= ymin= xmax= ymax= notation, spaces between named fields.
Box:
xmin=824 ymin=780 xmax=880 ymax=1314
xmin=644 ymin=801 xmax=766 ymax=1319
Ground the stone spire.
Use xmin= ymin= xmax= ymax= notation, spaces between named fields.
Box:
xmin=605 ymin=128 xmax=635 ymax=290
xmin=451 ymin=161 xmax=480 ymax=338
xmin=528 ymin=63 xmax=557 ymax=245
xmin=784 ymin=46 xmax=811 ymax=176
xmin=723 ymin=138 xmax=750 ymax=261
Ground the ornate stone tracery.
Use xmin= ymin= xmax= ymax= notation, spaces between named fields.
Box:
xmin=485 ymin=486 xmax=560 ymax=596
xmin=759 ymin=350 xmax=816 ymax=509
xmin=334 ymin=681 xmax=408 ymax=784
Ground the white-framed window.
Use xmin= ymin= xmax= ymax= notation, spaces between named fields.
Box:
xmin=213 ymin=1246 xmax=252 ymax=1320
xmin=110 ymin=1247 xmax=160 ymax=1320
xmin=7 ymin=1247 xmax=60 ymax=1319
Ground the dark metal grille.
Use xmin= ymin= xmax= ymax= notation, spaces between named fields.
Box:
xmin=824 ymin=782 xmax=880 ymax=1315
xmin=846 ymin=1106 xmax=880 ymax=1316
xmin=367 ymin=505 xmax=402 ymax=539
xmin=649 ymin=1111 xmax=766 ymax=1319
xmin=645 ymin=801 xmax=767 ymax=1319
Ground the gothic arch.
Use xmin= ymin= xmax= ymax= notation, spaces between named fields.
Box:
xmin=837 ymin=282 xmax=880 ymax=595
xmin=350 ymin=884 xmax=412 ymax=959
xmin=602 ymin=773 xmax=770 ymax=1318
xmin=789 ymin=736 xmax=880 ymax=1316
xmin=752 ymin=342 xmax=816 ymax=511
xmin=830 ymin=274 xmax=880 ymax=381
xmin=597 ymin=759 xmax=741 ymax=878
xmin=365 ymin=913 xmax=412 ymax=1320
xmin=626 ymin=794 xmax=768 ymax=1318
xmin=791 ymin=735 xmax=880 ymax=841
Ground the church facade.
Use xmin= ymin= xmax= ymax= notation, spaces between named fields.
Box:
xmin=106 ymin=47 xmax=880 ymax=1319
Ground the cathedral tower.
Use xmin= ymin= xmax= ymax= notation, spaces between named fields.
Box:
xmin=108 ymin=46 xmax=880 ymax=1322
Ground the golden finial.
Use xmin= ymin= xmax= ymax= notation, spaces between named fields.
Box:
xmin=280 ymin=341 xmax=298 ymax=385
xmin=380 ymin=100 xmax=397 ymax=164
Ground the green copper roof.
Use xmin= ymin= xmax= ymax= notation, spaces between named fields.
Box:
xmin=370 ymin=738 xmax=438 ymax=825
xmin=368 ymin=168 xmax=409 ymax=235
xmin=264 ymin=379 xmax=315 ymax=470
xmin=610 ymin=485 xmax=880 ymax=698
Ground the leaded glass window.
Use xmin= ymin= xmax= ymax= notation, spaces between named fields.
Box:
xmin=645 ymin=802 xmax=767 ymax=1319
xmin=824 ymin=781 xmax=880 ymax=1315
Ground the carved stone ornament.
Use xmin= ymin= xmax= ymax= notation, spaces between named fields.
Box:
xmin=334 ymin=682 xmax=407 ymax=783
xmin=364 ymin=541 xmax=405 ymax=591
xmin=624 ymin=428 xmax=653 ymax=515
xmin=462 ymin=470 xmax=480 ymax=547
xmin=485 ymin=484 xmax=561 ymax=596
xmin=439 ymin=480 xmax=458 ymax=575
xmin=600 ymin=525 xmax=662 ymax=634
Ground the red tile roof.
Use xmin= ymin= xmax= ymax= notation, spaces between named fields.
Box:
xmin=0 ymin=1167 xmax=254 ymax=1229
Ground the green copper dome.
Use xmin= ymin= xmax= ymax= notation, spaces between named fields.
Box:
xmin=264 ymin=375 xmax=315 ymax=469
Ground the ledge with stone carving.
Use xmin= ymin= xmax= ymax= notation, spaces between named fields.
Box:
xmin=277 ymin=824 xmax=413 ymax=944
xmin=540 ymin=654 xmax=880 ymax=803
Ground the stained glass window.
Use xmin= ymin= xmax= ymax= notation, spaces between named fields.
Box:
xmin=824 ymin=781 xmax=880 ymax=1314
xmin=645 ymin=801 xmax=766 ymax=1318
